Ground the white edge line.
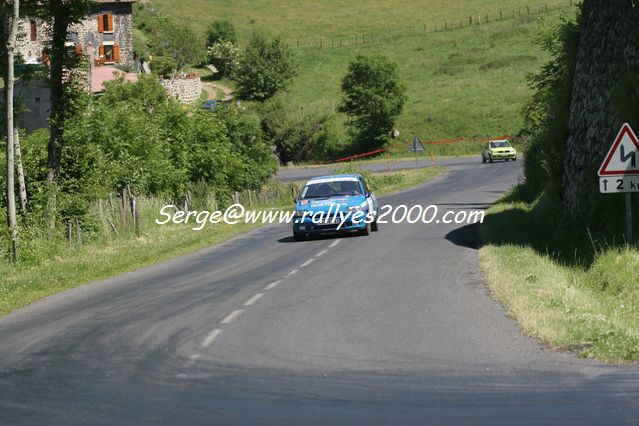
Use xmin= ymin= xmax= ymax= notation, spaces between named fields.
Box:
xmin=300 ymin=258 xmax=315 ymax=268
xmin=316 ymin=250 xmax=327 ymax=257
xmin=202 ymin=329 xmax=223 ymax=347
xmin=244 ymin=293 xmax=264 ymax=306
xmin=289 ymin=269 xmax=299 ymax=276
xmin=264 ymin=280 xmax=281 ymax=290
xmin=329 ymin=240 xmax=340 ymax=248
xmin=221 ymin=309 xmax=244 ymax=324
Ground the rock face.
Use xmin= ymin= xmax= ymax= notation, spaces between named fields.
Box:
xmin=562 ymin=0 xmax=639 ymax=216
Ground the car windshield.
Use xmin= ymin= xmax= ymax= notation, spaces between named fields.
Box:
xmin=301 ymin=180 xmax=362 ymax=199
xmin=490 ymin=141 xmax=511 ymax=148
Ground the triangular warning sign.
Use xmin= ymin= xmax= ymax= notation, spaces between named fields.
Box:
xmin=598 ymin=123 xmax=639 ymax=176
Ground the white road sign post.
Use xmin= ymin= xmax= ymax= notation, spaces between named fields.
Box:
xmin=598 ymin=123 xmax=639 ymax=245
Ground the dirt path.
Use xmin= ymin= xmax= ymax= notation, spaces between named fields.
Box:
xmin=202 ymin=82 xmax=235 ymax=102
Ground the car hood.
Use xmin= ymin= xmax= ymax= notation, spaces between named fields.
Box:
xmin=297 ymin=195 xmax=366 ymax=212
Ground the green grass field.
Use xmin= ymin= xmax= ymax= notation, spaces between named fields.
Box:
xmin=137 ymin=0 xmax=576 ymax=157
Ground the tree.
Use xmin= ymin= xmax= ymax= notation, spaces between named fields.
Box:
xmin=146 ymin=16 xmax=205 ymax=71
xmin=236 ymin=34 xmax=297 ymax=101
xmin=27 ymin=0 xmax=94 ymax=233
xmin=207 ymin=41 xmax=239 ymax=78
xmin=339 ymin=55 xmax=406 ymax=152
xmin=3 ymin=0 xmax=20 ymax=261
xmin=206 ymin=20 xmax=237 ymax=46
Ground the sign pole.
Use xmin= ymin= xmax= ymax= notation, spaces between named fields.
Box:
xmin=626 ymin=193 xmax=633 ymax=245
xmin=415 ymin=149 xmax=419 ymax=169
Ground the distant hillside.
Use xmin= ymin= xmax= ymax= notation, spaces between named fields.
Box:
xmin=138 ymin=0 xmax=572 ymax=42
xmin=135 ymin=0 xmax=577 ymax=155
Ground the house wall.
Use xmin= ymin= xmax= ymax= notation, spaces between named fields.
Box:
xmin=15 ymin=2 xmax=135 ymax=66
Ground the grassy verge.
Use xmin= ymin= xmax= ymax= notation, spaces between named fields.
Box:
xmin=480 ymin=196 xmax=639 ymax=363
xmin=0 ymin=167 xmax=443 ymax=317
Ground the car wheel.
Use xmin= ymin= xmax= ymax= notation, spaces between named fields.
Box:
xmin=371 ymin=219 xmax=379 ymax=232
xmin=482 ymin=154 xmax=486 ymax=164
xmin=513 ymin=157 xmax=517 ymax=161
xmin=359 ymin=222 xmax=371 ymax=236
xmin=293 ymin=232 xmax=305 ymax=241
xmin=489 ymin=155 xmax=493 ymax=163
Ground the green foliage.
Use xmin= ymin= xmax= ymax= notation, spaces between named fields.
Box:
xmin=150 ymin=55 xmax=177 ymax=77
xmin=339 ymin=54 xmax=407 ymax=152
xmin=141 ymin=16 xmax=206 ymax=70
xmin=1 ymin=75 xmax=276 ymax=260
xmin=260 ymin=99 xmax=338 ymax=163
xmin=520 ymin=14 xmax=579 ymax=201
xmin=236 ymin=34 xmax=298 ymax=101
xmin=207 ymin=41 xmax=240 ymax=78
xmin=206 ymin=20 xmax=238 ymax=45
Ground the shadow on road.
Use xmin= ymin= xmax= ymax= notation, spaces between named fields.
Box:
xmin=444 ymin=223 xmax=480 ymax=250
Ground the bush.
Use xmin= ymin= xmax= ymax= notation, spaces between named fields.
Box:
xmin=236 ymin=34 xmax=298 ymax=101
xmin=150 ymin=55 xmax=177 ymax=77
xmin=207 ymin=41 xmax=240 ymax=78
xmin=207 ymin=20 xmax=237 ymax=46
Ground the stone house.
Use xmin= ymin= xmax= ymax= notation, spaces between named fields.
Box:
xmin=16 ymin=0 xmax=137 ymax=67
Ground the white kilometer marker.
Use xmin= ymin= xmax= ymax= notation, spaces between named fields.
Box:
xmin=221 ymin=309 xmax=244 ymax=324
xmin=202 ymin=329 xmax=223 ymax=347
xmin=264 ymin=280 xmax=281 ymax=290
xmin=300 ymin=258 xmax=315 ymax=268
xmin=329 ymin=240 xmax=340 ymax=248
xmin=244 ymin=293 xmax=264 ymax=306
xmin=316 ymin=250 xmax=327 ymax=257
xmin=289 ymin=269 xmax=299 ymax=276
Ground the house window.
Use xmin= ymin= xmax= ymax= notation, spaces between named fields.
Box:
xmin=98 ymin=14 xmax=114 ymax=33
xmin=99 ymin=43 xmax=120 ymax=64
xmin=30 ymin=20 xmax=37 ymax=42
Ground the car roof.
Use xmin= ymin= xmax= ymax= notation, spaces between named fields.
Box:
xmin=308 ymin=174 xmax=361 ymax=182
xmin=490 ymin=140 xmax=509 ymax=143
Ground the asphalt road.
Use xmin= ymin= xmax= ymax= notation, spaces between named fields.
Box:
xmin=276 ymin=157 xmax=474 ymax=181
xmin=1 ymin=158 xmax=638 ymax=425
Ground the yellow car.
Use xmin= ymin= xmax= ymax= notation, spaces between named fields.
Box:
xmin=482 ymin=140 xmax=517 ymax=163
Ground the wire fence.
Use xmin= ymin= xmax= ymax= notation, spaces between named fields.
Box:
xmin=291 ymin=0 xmax=577 ymax=50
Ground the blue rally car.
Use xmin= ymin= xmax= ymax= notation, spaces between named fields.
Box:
xmin=292 ymin=174 xmax=379 ymax=241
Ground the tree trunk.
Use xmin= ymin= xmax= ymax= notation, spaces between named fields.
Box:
xmin=5 ymin=0 xmax=19 ymax=261
xmin=45 ymin=6 xmax=71 ymax=233
xmin=14 ymin=129 xmax=27 ymax=212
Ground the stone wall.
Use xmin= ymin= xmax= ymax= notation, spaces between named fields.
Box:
xmin=16 ymin=2 xmax=135 ymax=65
xmin=562 ymin=0 xmax=639 ymax=216
xmin=160 ymin=76 xmax=202 ymax=104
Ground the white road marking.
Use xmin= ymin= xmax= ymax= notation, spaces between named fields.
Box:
xmin=184 ymin=353 xmax=201 ymax=368
xmin=244 ymin=293 xmax=264 ymax=306
xmin=221 ymin=309 xmax=244 ymax=324
xmin=264 ymin=280 xmax=281 ymax=290
xmin=300 ymin=258 xmax=315 ymax=268
xmin=316 ymin=249 xmax=327 ymax=257
xmin=289 ymin=269 xmax=299 ymax=276
xmin=202 ymin=329 xmax=223 ymax=347
xmin=329 ymin=240 xmax=340 ymax=248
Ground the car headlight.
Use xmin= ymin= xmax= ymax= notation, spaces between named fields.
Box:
xmin=348 ymin=201 xmax=368 ymax=212
xmin=295 ymin=210 xmax=307 ymax=217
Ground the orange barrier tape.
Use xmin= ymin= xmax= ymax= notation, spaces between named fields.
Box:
xmin=325 ymin=135 xmax=512 ymax=165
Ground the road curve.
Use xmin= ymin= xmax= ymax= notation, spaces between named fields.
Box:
xmin=1 ymin=159 xmax=638 ymax=425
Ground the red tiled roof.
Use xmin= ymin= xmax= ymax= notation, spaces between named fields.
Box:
xmin=92 ymin=66 xmax=138 ymax=93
